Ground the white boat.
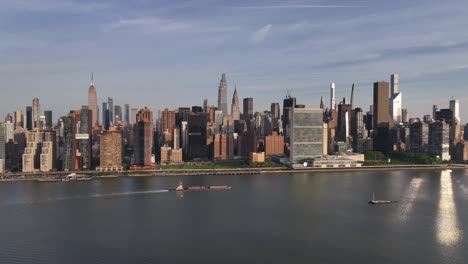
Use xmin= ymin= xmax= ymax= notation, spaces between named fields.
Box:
xmin=368 ymin=192 xmax=397 ymax=204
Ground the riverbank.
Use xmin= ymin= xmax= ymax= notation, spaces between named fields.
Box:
xmin=0 ymin=164 xmax=466 ymax=182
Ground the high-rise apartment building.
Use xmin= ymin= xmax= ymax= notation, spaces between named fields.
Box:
xmin=22 ymin=130 xmax=56 ymax=172
xmin=243 ymin=98 xmax=253 ymax=121
xmin=330 ymin=83 xmax=336 ymax=110
xmin=32 ymin=98 xmax=40 ymax=129
xmin=290 ymin=108 xmax=323 ymax=163
xmin=88 ymin=73 xmax=98 ymax=127
xmin=134 ymin=107 xmax=154 ymax=167
xmin=213 ymin=132 xmax=234 ymax=161
xmin=337 ymin=102 xmax=352 ymax=142
xmin=409 ymin=121 xmax=429 ymax=152
xmin=231 ymin=86 xmax=240 ymax=120
xmin=114 ymin=105 xmax=122 ymax=123
xmin=14 ymin=110 xmax=23 ymax=129
xmin=429 ymin=121 xmax=450 ymax=160
xmin=78 ymin=106 xmax=92 ymax=170
xmin=99 ymin=130 xmax=122 ymax=171
xmin=217 ymin=73 xmax=228 ymax=114
xmin=265 ymin=132 xmax=284 ymax=156
xmin=0 ymin=124 xmax=5 ymax=173
xmin=351 ymin=108 xmax=365 ymax=153
xmin=130 ymin=108 xmax=138 ymax=125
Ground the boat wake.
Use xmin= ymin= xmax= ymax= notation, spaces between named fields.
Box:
xmin=1 ymin=189 xmax=170 ymax=206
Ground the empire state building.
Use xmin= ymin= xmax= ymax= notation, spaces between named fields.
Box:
xmin=217 ymin=73 xmax=228 ymax=114
xmin=88 ymin=73 xmax=98 ymax=127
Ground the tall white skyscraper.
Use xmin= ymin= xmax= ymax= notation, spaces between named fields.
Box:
xmin=390 ymin=74 xmax=402 ymax=124
xmin=330 ymin=83 xmax=336 ymax=110
xmin=449 ymin=99 xmax=460 ymax=123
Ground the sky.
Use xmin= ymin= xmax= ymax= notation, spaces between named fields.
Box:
xmin=1 ymin=0 xmax=468 ymax=122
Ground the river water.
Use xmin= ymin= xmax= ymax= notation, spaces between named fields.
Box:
xmin=0 ymin=169 xmax=466 ymax=263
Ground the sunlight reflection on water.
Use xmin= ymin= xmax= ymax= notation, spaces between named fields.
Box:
xmin=436 ymin=170 xmax=462 ymax=247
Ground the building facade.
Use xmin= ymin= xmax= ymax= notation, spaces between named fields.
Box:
xmin=290 ymin=108 xmax=323 ymax=163
xmin=99 ymin=130 xmax=123 ymax=171
xmin=134 ymin=107 xmax=154 ymax=167
xmin=217 ymin=73 xmax=228 ymax=114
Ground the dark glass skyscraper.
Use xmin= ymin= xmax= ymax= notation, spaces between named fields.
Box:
xmin=108 ymin=97 xmax=114 ymax=125
xmin=44 ymin=110 xmax=52 ymax=129
xmin=26 ymin=106 xmax=33 ymax=131
xmin=124 ymin=104 xmax=130 ymax=124
xmin=217 ymin=73 xmax=228 ymax=114
xmin=243 ymin=98 xmax=253 ymax=121
xmin=79 ymin=106 xmax=92 ymax=170
xmin=102 ymin=102 xmax=108 ymax=128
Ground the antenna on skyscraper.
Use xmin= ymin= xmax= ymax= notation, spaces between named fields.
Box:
xmin=91 ymin=72 xmax=94 ymax=86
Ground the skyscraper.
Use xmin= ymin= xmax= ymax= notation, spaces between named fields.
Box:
xmin=114 ymin=105 xmax=122 ymax=122
xmin=282 ymin=95 xmax=296 ymax=139
xmin=79 ymin=106 xmax=92 ymax=169
xmin=449 ymin=99 xmax=460 ymax=124
xmin=124 ymin=104 xmax=130 ymax=124
xmin=243 ymin=98 xmax=253 ymax=121
xmin=0 ymin=124 xmax=5 ymax=173
xmin=14 ymin=110 xmax=23 ymax=129
xmin=102 ymin=102 xmax=108 ymax=128
xmin=217 ymin=73 xmax=228 ymax=114
xmin=32 ymin=98 xmax=40 ymax=128
xmin=373 ymin=82 xmax=391 ymax=128
xmin=26 ymin=106 xmax=33 ymax=131
xmin=108 ymin=97 xmax=114 ymax=125
xmin=270 ymin=102 xmax=280 ymax=125
xmin=134 ymin=107 xmax=154 ymax=167
xmin=44 ymin=110 xmax=52 ymax=129
xmin=87 ymin=73 xmax=98 ymax=127
xmin=390 ymin=74 xmax=402 ymax=124
xmin=100 ymin=130 xmax=122 ymax=171
xmin=429 ymin=121 xmax=450 ymax=160
xmin=330 ymin=83 xmax=336 ymax=110
xmin=130 ymin=108 xmax=138 ymax=125
xmin=231 ymin=86 xmax=240 ymax=120
xmin=290 ymin=108 xmax=323 ymax=163
xmin=350 ymin=84 xmax=355 ymax=109
xmin=351 ymin=108 xmax=364 ymax=153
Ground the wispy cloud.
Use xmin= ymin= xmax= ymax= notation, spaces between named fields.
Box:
xmin=106 ymin=17 xmax=191 ymax=32
xmin=240 ymin=5 xmax=366 ymax=9
xmin=252 ymin=24 xmax=272 ymax=43
xmin=0 ymin=0 xmax=107 ymax=14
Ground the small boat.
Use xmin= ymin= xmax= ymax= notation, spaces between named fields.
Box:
xmin=368 ymin=192 xmax=397 ymax=205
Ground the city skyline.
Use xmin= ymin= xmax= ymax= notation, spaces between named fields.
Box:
xmin=1 ymin=0 xmax=468 ymax=120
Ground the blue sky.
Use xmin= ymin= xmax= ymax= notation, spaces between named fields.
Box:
xmin=1 ymin=0 xmax=468 ymax=122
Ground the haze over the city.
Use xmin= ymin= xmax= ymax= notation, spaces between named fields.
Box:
xmin=1 ymin=0 xmax=467 ymax=121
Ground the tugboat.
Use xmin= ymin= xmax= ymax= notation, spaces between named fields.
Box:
xmin=368 ymin=192 xmax=397 ymax=205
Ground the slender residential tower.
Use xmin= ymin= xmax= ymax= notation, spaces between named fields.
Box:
xmin=231 ymin=85 xmax=240 ymax=120
xmin=218 ymin=73 xmax=228 ymax=114
xmin=390 ymin=74 xmax=402 ymax=124
xmin=88 ymin=73 xmax=98 ymax=127
xmin=330 ymin=83 xmax=336 ymax=110
xmin=32 ymin=98 xmax=40 ymax=129
xmin=350 ymin=84 xmax=355 ymax=109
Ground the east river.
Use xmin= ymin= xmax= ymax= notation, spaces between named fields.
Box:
xmin=0 ymin=169 xmax=466 ymax=263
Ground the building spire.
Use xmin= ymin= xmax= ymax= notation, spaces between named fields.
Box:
xmin=320 ymin=96 xmax=324 ymax=109
xmin=90 ymin=72 xmax=94 ymax=86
